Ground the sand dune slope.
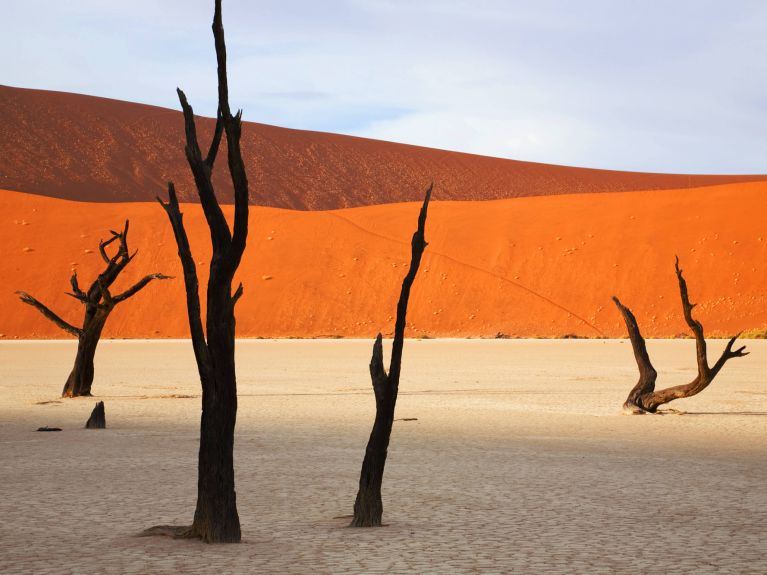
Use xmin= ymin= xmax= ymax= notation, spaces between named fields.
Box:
xmin=2 ymin=85 xmax=766 ymax=209
xmin=1 ymin=183 xmax=765 ymax=339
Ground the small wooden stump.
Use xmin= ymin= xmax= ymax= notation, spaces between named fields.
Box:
xmin=85 ymin=401 xmax=106 ymax=429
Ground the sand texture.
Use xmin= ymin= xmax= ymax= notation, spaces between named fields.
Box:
xmin=2 ymin=184 xmax=765 ymax=339
xmin=2 ymin=85 xmax=766 ymax=208
xmin=0 ymin=339 xmax=765 ymax=574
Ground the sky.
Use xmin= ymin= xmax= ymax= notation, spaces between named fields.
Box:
xmin=4 ymin=1 xmax=767 ymax=174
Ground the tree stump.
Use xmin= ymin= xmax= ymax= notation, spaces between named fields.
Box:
xmin=85 ymin=401 xmax=106 ymax=429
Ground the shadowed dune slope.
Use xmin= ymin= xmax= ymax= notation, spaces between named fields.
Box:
xmin=2 ymin=85 xmax=766 ymax=209
xmin=1 ymin=183 xmax=765 ymax=339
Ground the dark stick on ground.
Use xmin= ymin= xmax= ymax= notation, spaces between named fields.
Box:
xmin=143 ymin=0 xmax=248 ymax=544
xmin=17 ymin=221 xmax=171 ymax=397
xmin=85 ymin=401 xmax=106 ymax=429
xmin=350 ymin=184 xmax=432 ymax=528
xmin=613 ymin=256 xmax=748 ymax=414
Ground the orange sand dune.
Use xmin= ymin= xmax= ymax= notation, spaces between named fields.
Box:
xmin=1 ymin=184 xmax=764 ymax=339
xmin=2 ymin=85 xmax=766 ymax=209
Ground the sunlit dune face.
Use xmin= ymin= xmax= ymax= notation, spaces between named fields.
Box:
xmin=1 ymin=181 xmax=765 ymax=340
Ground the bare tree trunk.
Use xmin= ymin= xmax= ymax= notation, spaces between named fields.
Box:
xmin=614 ymin=257 xmax=748 ymax=414
xmin=191 ymin=289 xmax=241 ymax=542
xmin=17 ymin=222 xmax=170 ymax=398
xmin=351 ymin=185 xmax=431 ymax=528
xmin=144 ymin=0 xmax=248 ymax=544
xmin=62 ymin=309 xmax=109 ymax=397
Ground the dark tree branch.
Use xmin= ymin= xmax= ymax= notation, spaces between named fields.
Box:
xmin=69 ymin=270 xmax=87 ymax=301
xmin=224 ymin=110 xmax=249 ymax=276
xmin=231 ymin=282 xmax=243 ymax=307
xmin=98 ymin=233 xmax=120 ymax=263
xmin=388 ymin=183 xmax=432 ymax=383
xmin=16 ymin=291 xmax=83 ymax=337
xmin=210 ymin=0 xmax=249 ymax=275
xmin=96 ymin=221 xmax=135 ymax=291
xmin=157 ymin=183 xmax=211 ymax=378
xmin=711 ymin=332 xmax=749 ymax=377
xmin=614 ymin=258 xmax=748 ymax=413
xmin=675 ymin=256 xmax=708 ymax=379
xmin=212 ymin=0 xmax=231 ymax=120
xmin=66 ymin=292 xmax=88 ymax=304
xmin=369 ymin=333 xmax=387 ymax=404
xmin=176 ymin=88 xmax=232 ymax=253
xmin=113 ymin=273 xmax=173 ymax=303
xmin=612 ymin=296 xmax=657 ymax=413
xmin=205 ymin=108 xmax=224 ymax=169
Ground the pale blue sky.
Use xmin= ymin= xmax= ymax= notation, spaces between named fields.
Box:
xmin=4 ymin=1 xmax=767 ymax=173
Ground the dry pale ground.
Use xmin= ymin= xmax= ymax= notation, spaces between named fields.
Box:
xmin=0 ymin=339 xmax=765 ymax=574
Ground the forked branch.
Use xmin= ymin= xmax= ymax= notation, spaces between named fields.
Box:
xmin=614 ymin=257 xmax=748 ymax=413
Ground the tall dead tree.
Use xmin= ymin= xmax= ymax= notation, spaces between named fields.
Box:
xmin=613 ymin=257 xmax=748 ymax=414
xmin=350 ymin=184 xmax=432 ymax=528
xmin=17 ymin=221 xmax=170 ymax=397
xmin=143 ymin=0 xmax=248 ymax=544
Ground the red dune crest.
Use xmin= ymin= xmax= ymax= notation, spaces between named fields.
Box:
xmin=2 ymin=85 xmax=766 ymax=210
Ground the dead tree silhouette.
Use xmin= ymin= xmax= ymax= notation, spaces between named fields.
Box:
xmin=613 ymin=257 xmax=748 ymax=414
xmin=142 ymin=0 xmax=249 ymax=543
xmin=350 ymin=185 xmax=432 ymax=527
xmin=17 ymin=220 xmax=170 ymax=397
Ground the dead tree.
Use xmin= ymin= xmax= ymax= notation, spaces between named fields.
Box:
xmin=350 ymin=184 xmax=432 ymax=528
xmin=17 ymin=221 xmax=170 ymax=397
xmin=613 ymin=257 xmax=748 ymax=414
xmin=143 ymin=0 xmax=248 ymax=544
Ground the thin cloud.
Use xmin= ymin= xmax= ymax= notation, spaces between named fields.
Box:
xmin=2 ymin=1 xmax=766 ymax=173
